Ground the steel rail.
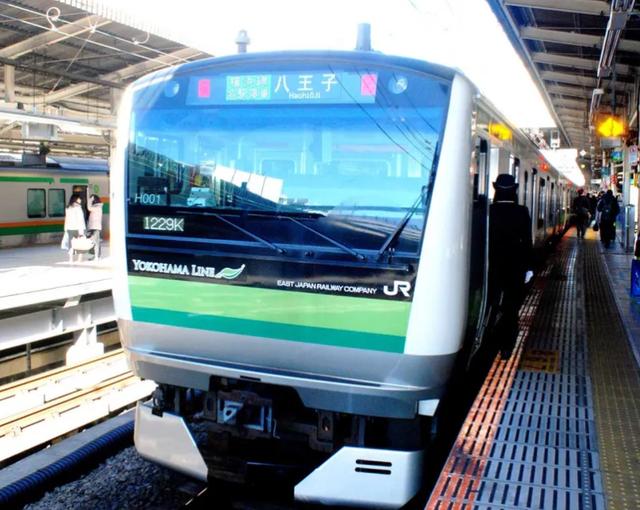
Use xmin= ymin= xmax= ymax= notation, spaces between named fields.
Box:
xmin=0 ymin=372 xmax=136 ymax=435
xmin=0 ymin=348 xmax=125 ymax=400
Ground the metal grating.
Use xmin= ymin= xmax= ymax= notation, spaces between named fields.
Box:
xmin=427 ymin=234 xmax=607 ymax=509
xmin=583 ymin=239 xmax=640 ymax=510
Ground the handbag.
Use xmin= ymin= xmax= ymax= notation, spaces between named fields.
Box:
xmin=71 ymin=236 xmax=94 ymax=252
xmin=60 ymin=231 xmax=70 ymax=251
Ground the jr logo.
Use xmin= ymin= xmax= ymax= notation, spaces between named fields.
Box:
xmin=383 ymin=281 xmax=412 ymax=298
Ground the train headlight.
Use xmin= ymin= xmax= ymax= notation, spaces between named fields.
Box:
xmin=164 ymin=81 xmax=180 ymax=98
xmin=388 ymin=75 xmax=408 ymax=94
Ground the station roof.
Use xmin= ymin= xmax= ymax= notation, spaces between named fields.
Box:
xmin=490 ymin=0 xmax=640 ymax=169
xmin=0 ymin=0 xmax=211 ymax=156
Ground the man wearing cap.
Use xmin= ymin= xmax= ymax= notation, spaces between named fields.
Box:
xmin=489 ymin=173 xmax=533 ymax=359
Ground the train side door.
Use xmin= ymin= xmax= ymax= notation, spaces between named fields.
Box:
xmin=466 ymin=136 xmax=491 ymax=363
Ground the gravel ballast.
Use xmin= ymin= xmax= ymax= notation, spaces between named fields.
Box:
xmin=24 ymin=446 xmax=193 ymax=510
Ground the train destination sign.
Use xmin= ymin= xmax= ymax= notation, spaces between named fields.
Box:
xmin=187 ymin=71 xmax=378 ymax=105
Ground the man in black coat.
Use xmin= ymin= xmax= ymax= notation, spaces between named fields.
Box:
xmin=597 ymin=189 xmax=620 ymax=248
xmin=572 ymin=189 xmax=591 ymax=238
xmin=489 ymin=174 xmax=533 ymax=359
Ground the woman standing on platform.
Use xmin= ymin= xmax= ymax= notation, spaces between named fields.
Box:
xmin=87 ymin=194 xmax=103 ymax=260
xmin=62 ymin=193 xmax=86 ymax=263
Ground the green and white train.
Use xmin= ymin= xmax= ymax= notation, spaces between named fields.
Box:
xmin=112 ymin=48 xmax=573 ymax=508
xmin=0 ymin=155 xmax=109 ymax=248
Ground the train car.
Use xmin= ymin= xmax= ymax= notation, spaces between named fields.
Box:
xmin=111 ymin=48 xmax=573 ymax=508
xmin=0 ymin=155 xmax=109 ymax=248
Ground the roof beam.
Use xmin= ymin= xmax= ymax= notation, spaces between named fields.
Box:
xmin=542 ymin=71 xmax=632 ymax=93
xmin=521 ymin=27 xmax=640 ymax=53
xmin=552 ymin=98 xmax=589 ymax=110
xmin=0 ymin=106 xmax=115 ymax=130
xmin=0 ymin=15 xmax=110 ymax=59
xmin=563 ymin=131 xmax=588 ymax=139
xmin=562 ymin=127 xmax=589 ymax=135
xmin=547 ymin=84 xmax=592 ymax=98
xmin=556 ymin=108 xmax=591 ymax=118
xmin=531 ymin=52 xmax=631 ymax=75
xmin=560 ymin=119 xmax=588 ymax=127
xmin=558 ymin=108 xmax=588 ymax=117
xmin=562 ymin=119 xmax=587 ymax=126
xmin=542 ymin=70 xmax=598 ymax=87
xmin=504 ymin=0 xmax=609 ymax=15
xmin=41 ymin=48 xmax=202 ymax=105
xmin=521 ymin=27 xmax=602 ymax=48
xmin=0 ymin=54 xmax=124 ymax=90
xmin=548 ymin=85 xmax=625 ymax=104
xmin=0 ymin=83 xmax=111 ymax=110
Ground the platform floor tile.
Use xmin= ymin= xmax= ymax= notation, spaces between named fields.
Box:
xmin=427 ymin=234 xmax=612 ymax=509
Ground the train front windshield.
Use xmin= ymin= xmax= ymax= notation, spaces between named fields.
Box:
xmin=127 ymin=65 xmax=450 ymax=258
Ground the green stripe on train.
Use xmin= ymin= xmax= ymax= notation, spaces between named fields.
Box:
xmin=128 ymin=275 xmax=410 ymax=352
xmin=132 ymin=306 xmax=406 ymax=352
xmin=0 ymin=176 xmax=54 ymax=184
xmin=59 ymin=178 xmax=89 ymax=184
xmin=0 ymin=224 xmax=63 ymax=235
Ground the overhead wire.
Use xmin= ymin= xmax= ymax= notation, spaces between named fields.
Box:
xmin=0 ymin=6 xmax=195 ymax=67
xmin=48 ymin=29 xmax=93 ymax=93
xmin=3 ymin=2 xmax=190 ymax=63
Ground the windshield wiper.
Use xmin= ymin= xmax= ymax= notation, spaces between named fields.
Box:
xmin=242 ymin=209 xmax=365 ymax=261
xmin=281 ymin=216 xmax=365 ymax=261
xmin=376 ymin=186 xmax=427 ymax=261
xmin=179 ymin=209 xmax=285 ymax=254
xmin=215 ymin=213 xmax=286 ymax=254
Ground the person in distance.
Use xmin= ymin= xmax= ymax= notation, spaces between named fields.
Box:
xmin=596 ymin=189 xmax=620 ymax=249
xmin=61 ymin=193 xmax=87 ymax=264
xmin=87 ymin=194 xmax=103 ymax=261
xmin=572 ymin=189 xmax=591 ymax=239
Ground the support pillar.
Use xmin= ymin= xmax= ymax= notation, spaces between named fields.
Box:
xmin=65 ymin=296 xmax=104 ymax=365
xmin=110 ymin=88 xmax=122 ymax=116
xmin=4 ymin=64 xmax=15 ymax=103
xmin=623 ymin=146 xmax=635 ymax=252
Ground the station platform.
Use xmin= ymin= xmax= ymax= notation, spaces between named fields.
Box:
xmin=427 ymin=229 xmax=640 ymax=510
xmin=0 ymin=243 xmax=112 ymax=311
xmin=0 ymin=243 xmax=115 ymax=362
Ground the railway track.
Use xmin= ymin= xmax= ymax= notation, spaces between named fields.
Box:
xmin=0 ymin=349 xmax=155 ymax=463
xmin=0 ymin=325 xmax=121 ymax=384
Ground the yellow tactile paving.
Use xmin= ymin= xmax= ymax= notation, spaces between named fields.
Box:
xmin=584 ymin=240 xmax=640 ymax=510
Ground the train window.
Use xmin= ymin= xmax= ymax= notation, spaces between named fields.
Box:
xmin=27 ymin=189 xmax=46 ymax=218
xmin=48 ymin=189 xmax=66 ymax=217
xmin=512 ymin=157 xmax=520 ymax=180
xmin=472 ymin=138 xmax=488 ymax=199
xmin=488 ymin=147 xmax=500 ymax=200
xmin=537 ymin=177 xmax=546 ymax=228
xmin=551 ymin=183 xmax=556 ymax=225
